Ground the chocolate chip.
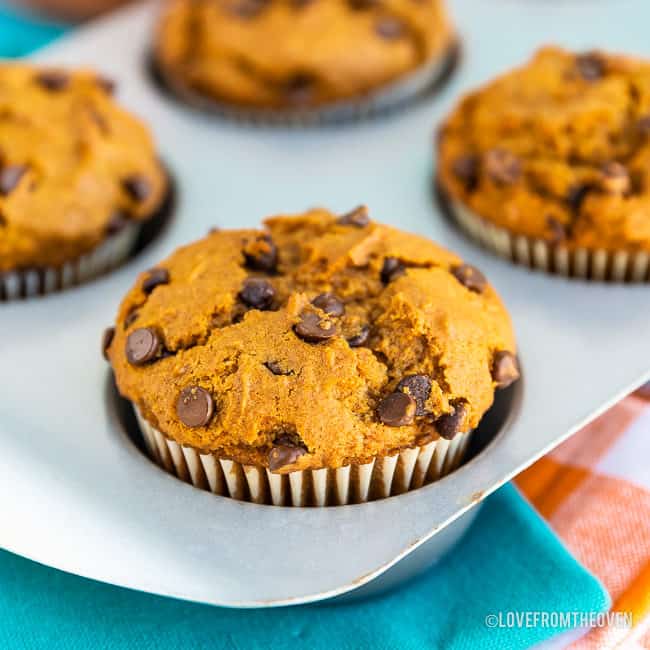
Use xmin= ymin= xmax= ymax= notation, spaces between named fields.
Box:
xmin=125 ymin=327 xmax=161 ymax=365
xmin=567 ymin=184 xmax=590 ymax=212
xmin=452 ymin=155 xmax=479 ymax=191
xmin=268 ymin=439 xmax=307 ymax=472
xmin=347 ymin=325 xmax=370 ymax=348
xmin=97 ymin=76 xmax=116 ymax=94
xmin=397 ymin=374 xmax=432 ymax=416
xmin=349 ymin=0 xmax=379 ymax=8
xmin=375 ymin=16 xmax=405 ymax=39
xmin=312 ymin=292 xmax=345 ymax=317
xmin=122 ymin=175 xmax=151 ymax=202
xmin=124 ymin=309 xmax=139 ymax=328
xmin=142 ymin=268 xmax=170 ymax=294
xmin=637 ymin=115 xmax=650 ymax=136
xmin=492 ymin=351 xmax=520 ymax=388
xmin=576 ymin=52 xmax=605 ymax=81
xmin=600 ymin=161 xmax=630 ymax=195
xmin=435 ymin=402 xmax=468 ymax=440
xmin=285 ymin=74 xmax=314 ymax=105
xmin=377 ymin=392 xmax=416 ymax=427
xmin=228 ymin=0 xmax=268 ymax=17
xmin=105 ymin=210 xmax=129 ymax=235
xmin=264 ymin=360 xmax=293 ymax=376
xmin=451 ymin=264 xmax=487 ymax=293
xmin=239 ymin=278 xmax=275 ymax=310
xmin=294 ymin=311 xmax=337 ymax=343
xmin=338 ymin=205 xmax=370 ymax=227
xmin=484 ymin=149 xmax=522 ymax=185
xmin=0 ymin=165 xmax=28 ymax=196
xmin=243 ymin=235 xmax=278 ymax=273
xmin=101 ymin=326 xmax=115 ymax=360
xmin=176 ymin=386 xmax=214 ymax=428
xmin=545 ymin=216 xmax=567 ymax=244
xmin=380 ymin=257 xmax=405 ymax=284
xmin=35 ymin=70 xmax=69 ymax=91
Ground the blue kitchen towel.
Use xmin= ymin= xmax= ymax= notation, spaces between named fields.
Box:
xmin=0 ymin=4 xmax=66 ymax=57
xmin=0 ymin=484 xmax=609 ymax=650
xmin=0 ymin=10 xmax=609 ymax=650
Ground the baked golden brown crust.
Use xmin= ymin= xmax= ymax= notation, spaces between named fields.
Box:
xmin=153 ymin=0 xmax=454 ymax=110
xmin=0 ymin=63 xmax=167 ymax=272
xmin=107 ymin=209 xmax=518 ymax=472
xmin=438 ymin=46 xmax=650 ymax=252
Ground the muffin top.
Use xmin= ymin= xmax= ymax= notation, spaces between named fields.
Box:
xmin=106 ymin=209 xmax=518 ymax=472
xmin=438 ymin=46 xmax=650 ymax=252
xmin=154 ymin=0 xmax=453 ymax=110
xmin=0 ymin=64 xmax=168 ymax=272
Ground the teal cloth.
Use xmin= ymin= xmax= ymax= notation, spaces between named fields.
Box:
xmin=0 ymin=4 xmax=65 ymax=57
xmin=0 ymin=485 xmax=609 ymax=650
xmin=0 ymin=11 xmax=610 ymax=650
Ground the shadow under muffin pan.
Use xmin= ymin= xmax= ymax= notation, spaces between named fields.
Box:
xmin=146 ymin=41 xmax=461 ymax=126
xmin=0 ymin=167 xmax=176 ymax=301
xmin=3 ymin=0 xmax=650 ymax=608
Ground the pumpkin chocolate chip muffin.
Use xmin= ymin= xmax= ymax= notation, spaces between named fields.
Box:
xmin=437 ymin=46 xmax=650 ymax=282
xmin=105 ymin=208 xmax=519 ymax=506
xmin=152 ymin=0 xmax=457 ymax=122
xmin=0 ymin=63 xmax=170 ymax=300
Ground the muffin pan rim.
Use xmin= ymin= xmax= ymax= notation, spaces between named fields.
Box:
xmin=2 ymin=0 xmax=650 ymax=607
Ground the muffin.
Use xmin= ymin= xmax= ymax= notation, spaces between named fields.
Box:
xmin=437 ymin=46 xmax=650 ymax=282
xmin=152 ymin=0 xmax=458 ymax=123
xmin=104 ymin=208 xmax=519 ymax=506
xmin=0 ymin=63 xmax=170 ymax=300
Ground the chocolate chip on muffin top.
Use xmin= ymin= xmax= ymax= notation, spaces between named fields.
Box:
xmin=106 ymin=209 xmax=518 ymax=471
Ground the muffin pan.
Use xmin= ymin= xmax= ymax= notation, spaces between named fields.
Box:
xmin=2 ymin=0 xmax=650 ymax=607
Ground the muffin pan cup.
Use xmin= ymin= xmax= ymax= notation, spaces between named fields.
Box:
xmin=134 ymin=407 xmax=473 ymax=507
xmin=442 ymin=190 xmax=650 ymax=283
xmin=148 ymin=40 xmax=460 ymax=126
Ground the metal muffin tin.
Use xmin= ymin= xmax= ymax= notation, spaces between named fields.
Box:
xmin=2 ymin=0 xmax=650 ymax=607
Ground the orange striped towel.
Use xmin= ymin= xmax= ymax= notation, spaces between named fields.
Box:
xmin=516 ymin=388 xmax=650 ymax=649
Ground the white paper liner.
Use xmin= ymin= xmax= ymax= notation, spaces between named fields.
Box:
xmin=134 ymin=407 xmax=473 ymax=507
xmin=0 ymin=223 xmax=140 ymax=301
xmin=448 ymin=197 xmax=650 ymax=283
xmin=150 ymin=40 xmax=459 ymax=126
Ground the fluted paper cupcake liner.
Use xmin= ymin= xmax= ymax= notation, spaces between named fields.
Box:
xmin=134 ymin=407 xmax=473 ymax=507
xmin=446 ymin=194 xmax=650 ymax=283
xmin=148 ymin=41 xmax=459 ymax=126
xmin=0 ymin=223 xmax=140 ymax=302
xmin=1 ymin=171 xmax=176 ymax=302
